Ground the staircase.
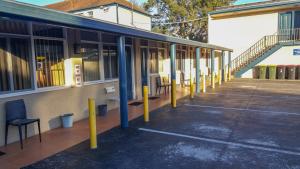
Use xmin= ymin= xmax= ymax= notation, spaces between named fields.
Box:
xmin=231 ymin=28 xmax=300 ymax=77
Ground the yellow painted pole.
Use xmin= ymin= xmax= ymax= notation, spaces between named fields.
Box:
xmin=143 ymin=86 xmax=149 ymax=122
xmin=224 ymin=66 xmax=228 ymax=83
xmin=88 ymin=98 xmax=97 ymax=149
xmin=171 ymin=79 xmax=177 ymax=108
xmin=202 ymin=75 xmax=206 ymax=93
xmin=218 ymin=69 xmax=222 ymax=85
xmin=228 ymin=68 xmax=232 ymax=81
xmin=190 ymin=78 xmax=194 ymax=99
xmin=212 ymin=73 xmax=215 ymax=89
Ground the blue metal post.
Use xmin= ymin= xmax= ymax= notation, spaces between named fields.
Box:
xmin=211 ymin=49 xmax=215 ymax=88
xmin=196 ymin=47 xmax=201 ymax=93
xmin=118 ymin=36 xmax=128 ymax=128
xmin=222 ymin=51 xmax=225 ymax=82
xmin=170 ymin=43 xmax=177 ymax=108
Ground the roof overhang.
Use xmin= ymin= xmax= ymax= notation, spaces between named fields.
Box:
xmin=0 ymin=0 xmax=232 ymax=52
xmin=209 ymin=0 xmax=300 ymax=19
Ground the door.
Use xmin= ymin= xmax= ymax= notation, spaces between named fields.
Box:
xmin=126 ymin=46 xmax=133 ymax=100
xmin=141 ymin=48 xmax=148 ymax=95
xmin=294 ymin=11 xmax=300 ymax=40
xmin=279 ymin=12 xmax=293 ymax=40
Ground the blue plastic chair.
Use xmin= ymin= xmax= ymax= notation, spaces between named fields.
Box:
xmin=5 ymin=99 xmax=41 ymax=149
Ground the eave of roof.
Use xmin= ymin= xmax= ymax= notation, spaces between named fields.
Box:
xmin=209 ymin=0 xmax=300 ymax=15
xmin=0 ymin=0 xmax=232 ymax=52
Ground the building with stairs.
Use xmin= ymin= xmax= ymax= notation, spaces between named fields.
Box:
xmin=208 ymin=0 xmax=300 ymax=78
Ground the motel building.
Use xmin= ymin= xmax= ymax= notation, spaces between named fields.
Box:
xmin=208 ymin=0 xmax=300 ymax=78
xmin=0 ymin=0 xmax=232 ymax=150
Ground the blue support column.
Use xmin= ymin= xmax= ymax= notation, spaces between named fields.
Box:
xmin=222 ymin=51 xmax=225 ymax=82
xmin=170 ymin=43 xmax=177 ymax=108
xmin=211 ymin=49 xmax=215 ymax=89
xmin=196 ymin=47 xmax=201 ymax=93
xmin=117 ymin=36 xmax=128 ymax=128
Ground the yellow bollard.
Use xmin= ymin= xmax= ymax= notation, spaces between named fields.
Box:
xmin=190 ymin=79 xmax=194 ymax=99
xmin=224 ymin=67 xmax=228 ymax=83
xmin=171 ymin=79 xmax=177 ymax=108
xmin=228 ymin=68 xmax=232 ymax=81
xmin=212 ymin=73 xmax=215 ymax=89
xmin=88 ymin=98 xmax=97 ymax=149
xmin=202 ymin=75 xmax=206 ymax=93
xmin=218 ymin=70 xmax=222 ymax=85
xmin=143 ymin=86 xmax=149 ymax=122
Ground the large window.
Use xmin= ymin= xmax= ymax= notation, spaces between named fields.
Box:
xmin=0 ymin=38 xmax=10 ymax=92
xmin=150 ymin=48 xmax=158 ymax=73
xmin=103 ymin=45 xmax=118 ymax=79
xmin=34 ymin=39 xmax=65 ymax=88
xmin=80 ymin=43 xmax=100 ymax=82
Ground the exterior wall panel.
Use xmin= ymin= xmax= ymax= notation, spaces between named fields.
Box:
xmin=208 ymin=13 xmax=279 ymax=60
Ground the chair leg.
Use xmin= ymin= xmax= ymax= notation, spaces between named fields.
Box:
xmin=25 ymin=125 xmax=28 ymax=139
xmin=38 ymin=120 xmax=42 ymax=142
xmin=5 ymin=124 xmax=8 ymax=146
xmin=18 ymin=125 xmax=23 ymax=149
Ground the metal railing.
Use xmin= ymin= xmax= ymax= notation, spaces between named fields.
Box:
xmin=231 ymin=28 xmax=300 ymax=73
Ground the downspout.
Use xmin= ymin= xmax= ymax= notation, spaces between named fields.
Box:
xmin=116 ymin=4 xmax=119 ymax=24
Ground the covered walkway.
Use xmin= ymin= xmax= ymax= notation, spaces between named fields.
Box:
xmin=0 ymin=89 xmax=189 ymax=169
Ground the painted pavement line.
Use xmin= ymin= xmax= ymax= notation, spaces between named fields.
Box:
xmin=203 ymin=92 xmax=300 ymax=100
xmin=184 ymin=104 xmax=300 ymax=116
xmin=139 ymin=128 xmax=300 ymax=156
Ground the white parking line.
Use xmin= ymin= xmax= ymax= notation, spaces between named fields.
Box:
xmin=139 ymin=128 xmax=300 ymax=156
xmin=184 ymin=104 xmax=300 ymax=116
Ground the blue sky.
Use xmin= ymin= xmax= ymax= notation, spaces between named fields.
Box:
xmin=17 ymin=0 xmax=265 ymax=6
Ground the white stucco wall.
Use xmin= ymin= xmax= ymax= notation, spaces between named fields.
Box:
xmin=208 ymin=13 xmax=279 ymax=60
xmin=74 ymin=5 xmax=151 ymax=31
xmin=242 ymin=45 xmax=300 ymax=78
xmin=74 ymin=6 xmax=118 ymax=23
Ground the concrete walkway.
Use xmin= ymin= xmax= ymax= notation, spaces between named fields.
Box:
xmin=22 ymin=79 xmax=300 ymax=169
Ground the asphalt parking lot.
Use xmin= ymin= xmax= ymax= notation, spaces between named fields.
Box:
xmin=23 ymin=79 xmax=300 ymax=169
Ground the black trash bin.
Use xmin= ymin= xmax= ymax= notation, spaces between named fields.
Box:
xmin=253 ymin=66 xmax=260 ymax=79
xmin=297 ymin=65 xmax=300 ymax=80
xmin=277 ymin=65 xmax=286 ymax=80
xmin=287 ymin=65 xmax=296 ymax=80
xmin=98 ymin=104 xmax=108 ymax=116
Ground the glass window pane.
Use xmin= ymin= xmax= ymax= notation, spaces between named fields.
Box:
xmin=35 ymin=39 xmax=65 ymax=88
xmin=81 ymin=43 xmax=100 ymax=82
xmin=0 ymin=38 xmax=10 ymax=92
xmin=10 ymin=38 xmax=32 ymax=91
xmin=0 ymin=18 xmax=28 ymax=35
xmin=80 ymin=31 xmax=99 ymax=42
xmin=110 ymin=46 xmax=118 ymax=78
xmin=176 ymin=50 xmax=181 ymax=71
xmin=158 ymin=49 xmax=164 ymax=72
xmin=33 ymin=24 xmax=63 ymax=38
xmin=150 ymin=48 xmax=158 ymax=73
xmin=103 ymin=45 xmax=118 ymax=79
xmin=102 ymin=34 xmax=117 ymax=43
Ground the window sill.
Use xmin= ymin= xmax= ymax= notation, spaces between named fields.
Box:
xmin=0 ymin=80 xmax=120 ymax=99
xmin=83 ymin=79 xmax=119 ymax=86
xmin=0 ymin=86 xmax=70 ymax=99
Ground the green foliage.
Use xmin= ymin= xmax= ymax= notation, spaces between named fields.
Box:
xmin=144 ymin=0 xmax=235 ymax=42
